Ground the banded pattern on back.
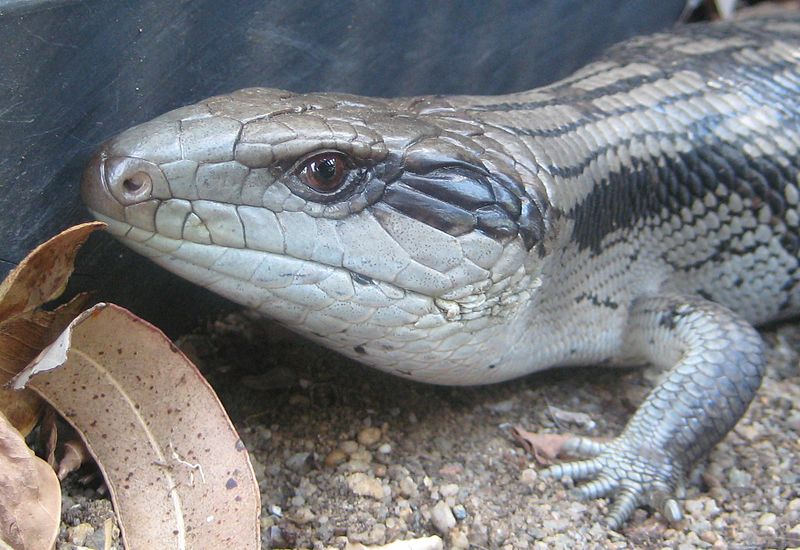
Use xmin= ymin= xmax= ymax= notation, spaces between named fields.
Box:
xmin=427 ymin=16 xmax=800 ymax=324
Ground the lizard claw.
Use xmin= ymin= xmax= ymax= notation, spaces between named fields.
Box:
xmin=540 ymin=433 xmax=685 ymax=528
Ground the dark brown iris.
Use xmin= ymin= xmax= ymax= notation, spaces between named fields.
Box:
xmin=297 ymin=152 xmax=348 ymax=192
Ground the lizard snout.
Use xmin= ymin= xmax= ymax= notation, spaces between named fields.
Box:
xmin=82 ymin=147 xmax=169 ymax=224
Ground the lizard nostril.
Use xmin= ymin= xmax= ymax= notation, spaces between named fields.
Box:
xmin=102 ymin=156 xmax=164 ymax=205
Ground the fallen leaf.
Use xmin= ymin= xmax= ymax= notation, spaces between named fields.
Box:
xmin=0 ymin=221 xmax=104 ymax=323
xmin=0 ymin=216 xmax=100 ymax=435
xmin=15 ymin=303 xmax=261 ymax=549
xmin=38 ymin=407 xmax=58 ymax=468
xmin=511 ymin=427 xmax=574 ymax=465
xmin=0 ymin=412 xmax=61 ymax=550
xmin=0 ymin=294 xmax=93 ymax=436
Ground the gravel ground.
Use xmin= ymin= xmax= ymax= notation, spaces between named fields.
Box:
xmin=57 ymin=310 xmax=800 ymax=549
xmin=195 ymin=312 xmax=799 ymax=549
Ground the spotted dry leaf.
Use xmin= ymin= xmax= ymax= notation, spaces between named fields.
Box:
xmin=0 ymin=295 xmax=91 ymax=436
xmin=0 ymin=412 xmax=60 ymax=550
xmin=14 ymin=303 xmax=261 ymax=550
xmin=0 ymin=222 xmax=102 ymax=436
xmin=0 ymin=222 xmax=104 ymax=322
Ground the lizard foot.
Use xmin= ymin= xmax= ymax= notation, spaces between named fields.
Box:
xmin=540 ymin=435 xmax=685 ymax=529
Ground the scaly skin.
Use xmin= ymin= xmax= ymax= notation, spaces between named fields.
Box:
xmin=82 ymin=16 xmax=800 ymax=528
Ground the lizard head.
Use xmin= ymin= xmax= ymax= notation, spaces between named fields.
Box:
xmin=82 ymin=88 xmax=553 ymax=383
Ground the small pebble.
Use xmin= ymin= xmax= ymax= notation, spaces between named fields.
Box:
xmin=67 ymin=523 xmax=94 ymax=545
xmin=431 ymin=501 xmax=456 ymax=533
xmin=367 ymin=523 xmax=387 ymax=545
xmin=358 ymin=426 xmax=382 ymax=447
xmin=400 ymin=476 xmax=419 ymax=498
xmin=378 ymin=443 xmax=392 ymax=454
xmin=348 ymin=472 xmax=385 ymax=500
xmin=489 ymin=521 xmax=509 ymax=545
xmin=786 ymin=412 xmax=800 ymax=432
xmin=486 ymin=399 xmax=514 ymax=413
xmin=700 ymin=531 xmax=719 ymax=544
xmin=268 ymin=525 xmax=285 ymax=546
xmin=324 ymin=449 xmax=348 ymax=467
xmin=727 ymin=468 xmax=752 ymax=488
xmin=350 ymin=449 xmax=373 ymax=463
xmin=339 ymin=440 xmax=359 ymax=454
xmin=291 ymin=506 xmax=316 ymax=525
xmin=440 ymin=483 xmax=459 ymax=498
xmin=453 ymin=504 xmax=468 ymax=521
xmin=757 ymin=512 xmax=776 ymax=526
xmin=450 ymin=527 xmax=470 ymax=549
xmin=735 ymin=423 xmax=759 ymax=441
xmin=685 ymin=498 xmax=705 ymax=516
xmin=439 ymin=463 xmax=464 ymax=476
xmin=285 ymin=452 xmax=312 ymax=474
xmin=520 ymin=468 xmax=538 ymax=486
xmin=343 ymin=459 xmax=371 ymax=473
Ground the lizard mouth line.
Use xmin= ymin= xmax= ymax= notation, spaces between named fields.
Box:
xmin=89 ymin=209 xmax=411 ymax=299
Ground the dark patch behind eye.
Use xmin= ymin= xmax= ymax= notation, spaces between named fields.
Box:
xmin=383 ymin=168 xmax=545 ymax=249
xmin=402 ymin=171 xmax=494 ymax=209
xmin=382 ymin=183 xmax=476 ymax=236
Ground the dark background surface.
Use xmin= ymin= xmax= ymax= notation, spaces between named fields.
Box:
xmin=0 ymin=0 xmax=686 ymax=333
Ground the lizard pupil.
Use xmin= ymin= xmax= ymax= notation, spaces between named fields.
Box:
xmin=299 ymin=152 xmax=348 ymax=192
xmin=316 ymin=158 xmax=337 ymax=180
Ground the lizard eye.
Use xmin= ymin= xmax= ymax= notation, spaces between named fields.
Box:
xmin=297 ymin=152 xmax=350 ymax=193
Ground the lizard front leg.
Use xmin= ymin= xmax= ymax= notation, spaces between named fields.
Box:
xmin=542 ymin=294 xmax=765 ymax=528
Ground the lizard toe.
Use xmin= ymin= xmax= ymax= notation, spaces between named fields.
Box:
xmin=541 ymin=456 xmax=603 ymax=481
xmin=573 ymin=476 xmax=618 ymax=500
xmin=543 ymin=433 xmax=684 ymax=528
xmin=562 ymin=435 xmax=608 ymax=457
xmin=606 ymin=488 xmax=641 ymax=530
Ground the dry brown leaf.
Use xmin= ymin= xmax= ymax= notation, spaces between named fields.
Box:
xmin=0 ymin=388 xmax=43 ymax=438
xmin=511 ymin=427 xmax=574 ymax=465
xmin=0 ymin=412 xmax=61 ymax=550
xmin=0 ymin=294 xmax=93 ymax=436
xmin=0 ymin=311 xmax=52 ymax=435
xmin=38 ymin=407 xmax=58 ymax=468
xmin=15 ymin=303 xmax=261 ymax=549
xmin=0 ymin=218 xmax=100 ymax=434
xmin=0 ymin=221 xmax=104 ymax=323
